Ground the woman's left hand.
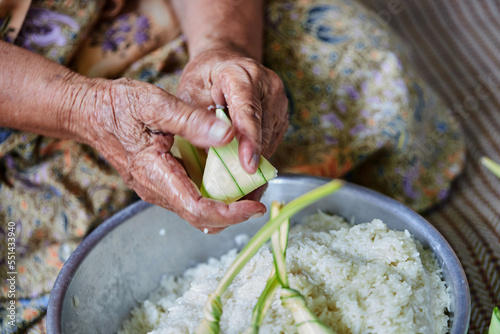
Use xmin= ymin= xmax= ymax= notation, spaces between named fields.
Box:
xmin=176 ymin=48 xmax=289 ymax=174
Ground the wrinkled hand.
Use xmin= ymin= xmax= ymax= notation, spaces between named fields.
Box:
xmin=82 ymin=78 xmax=266 ymax=233
xmin=177 ymin=48 xmax=289 ymax=174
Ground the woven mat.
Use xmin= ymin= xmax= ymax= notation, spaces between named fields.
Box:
xmin=359 ymin=1 xmax=500 ymax=331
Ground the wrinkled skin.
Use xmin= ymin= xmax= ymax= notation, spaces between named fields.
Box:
xmin=80 ymin=49 xmax=288 ymax=233
xmin=82 ymin=78 xmax=270 ymax=233
xmin=177 ymin=48 xmax=289 ymax=171
xmin=0 ymin=34 xmax=288 ymax=233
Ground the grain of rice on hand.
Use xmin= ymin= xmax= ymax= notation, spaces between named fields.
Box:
xmin=119 ymin=212 xmax=450 ymax=334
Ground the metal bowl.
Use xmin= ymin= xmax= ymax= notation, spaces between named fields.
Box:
xmin=47 ymin=175 xmax=470 ymax=333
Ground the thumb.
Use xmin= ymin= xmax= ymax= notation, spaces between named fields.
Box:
xmin=142 ymin=93 xmax=234 ymax=148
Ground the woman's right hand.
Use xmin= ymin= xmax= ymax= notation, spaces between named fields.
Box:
xmin=77 ymin=77 xmax=266 ymax=233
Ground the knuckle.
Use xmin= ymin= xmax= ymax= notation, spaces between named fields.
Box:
xmin=261 ymin=127 xmax=273 ymax=144
xmin=269 ymin=70 xmax=283 ymax=85
xmin=269 ymin=73 xmax=286 ymax=95
xmin=244 ymin=62 xmax=262 ymax=78
xmin=240 ymin=104 xmax=262 ymax=123
xmin=282 ymin=116 xmax=290 ymax=130
xmin=280 ymin=104 xmax=289 ymax=121
xmin=222 ymin=66 xmax=251 ymax=86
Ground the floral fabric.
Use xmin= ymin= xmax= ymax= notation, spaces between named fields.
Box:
xmin=263 ymin=2 xmax=465 ymax=210
xmin=0 ymin=0 xmax=465 ymax=332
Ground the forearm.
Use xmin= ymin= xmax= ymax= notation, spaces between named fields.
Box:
xmin=0 ymin=41 xmax=94 ymax=144
xmin=171 ymin=0 xmax=264 ymax=61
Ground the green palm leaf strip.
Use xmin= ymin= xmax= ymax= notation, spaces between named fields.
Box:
xmin=280 ymin=288 xmax=335 ymax=333
xmin=478 ymin=158 xmax=499 ymax=334
xmin=200 ymin=109 xmax=277 ymax=204
xmin=172 ymin=136 xmax=207 ymax=188
xmin=244 ymin=202 xmax=288 ymax=334
xmin=270 ymin=203 xmax=335 ymax=334
xmin=244 ymin=275 xmax=280 ymax=334
xmin=271 ymin=201 xmax=290 ymax=288
xmin=196 ymin=179 xmax=343 ymax=334
xmin=481 ymin=157 xmax=500 ymax=179
xmin=489 ymin=307 xmax=500 ymax=334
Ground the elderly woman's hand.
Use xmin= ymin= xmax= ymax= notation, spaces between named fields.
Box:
xmin=82 ymin=78 xmax=266 ymax=233
xmin=177 ymin=48 xmax=289 ymax=174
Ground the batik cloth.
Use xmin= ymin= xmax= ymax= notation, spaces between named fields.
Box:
xmin=0 ymin=0 xmax=465 ymax=332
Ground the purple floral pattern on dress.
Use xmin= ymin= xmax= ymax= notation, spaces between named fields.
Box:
xmin=134 ymin=15 xmax=150 ymax=44
xmin=321 ymin=112 xmax=344 ymax=130
xmin=15 ymin=8 xmax=79 ymax=51
xmin=92 ymin=13 xmax=151 ymax=54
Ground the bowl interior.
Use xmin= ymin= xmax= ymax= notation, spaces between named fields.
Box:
xmin=47 ymin=175 xmax=470 ymax=334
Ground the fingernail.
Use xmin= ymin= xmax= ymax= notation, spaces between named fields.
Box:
xmin=208 ymin=121 xmax=231 ymax=143
xmin=250 ymin=212 xmax=264 ymax=219
xmin=248 ymin=153 xmax=260 ymax=171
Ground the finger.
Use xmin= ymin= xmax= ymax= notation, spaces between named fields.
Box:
xmin=129 ymin=148 xmax=266 ymax=230
xmin=241 ymin=183 xmax=268 ymax=202
xmin=260 ymin=107 xmax=275 ymax=159
xmin=184 ymin=197 xmax=266 ymax=230
xmin=200 ymin=226 xmax=227 ymax=234
xmin=140 ymin=92 xmax=234 ymax=148
xmin=255 ymin=70 xmax=288 ymax=158
xmin=261 ymin=92 xmax=289 ymax=158
xmin=214 ymin=67 xmax=263 ymax=174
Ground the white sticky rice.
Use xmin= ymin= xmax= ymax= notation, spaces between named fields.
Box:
xmin=119 ymin=212 xmax=450 ymax=334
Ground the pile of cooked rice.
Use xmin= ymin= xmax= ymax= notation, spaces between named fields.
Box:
xmin=119 ymin=212 xmax=450 ymax=334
